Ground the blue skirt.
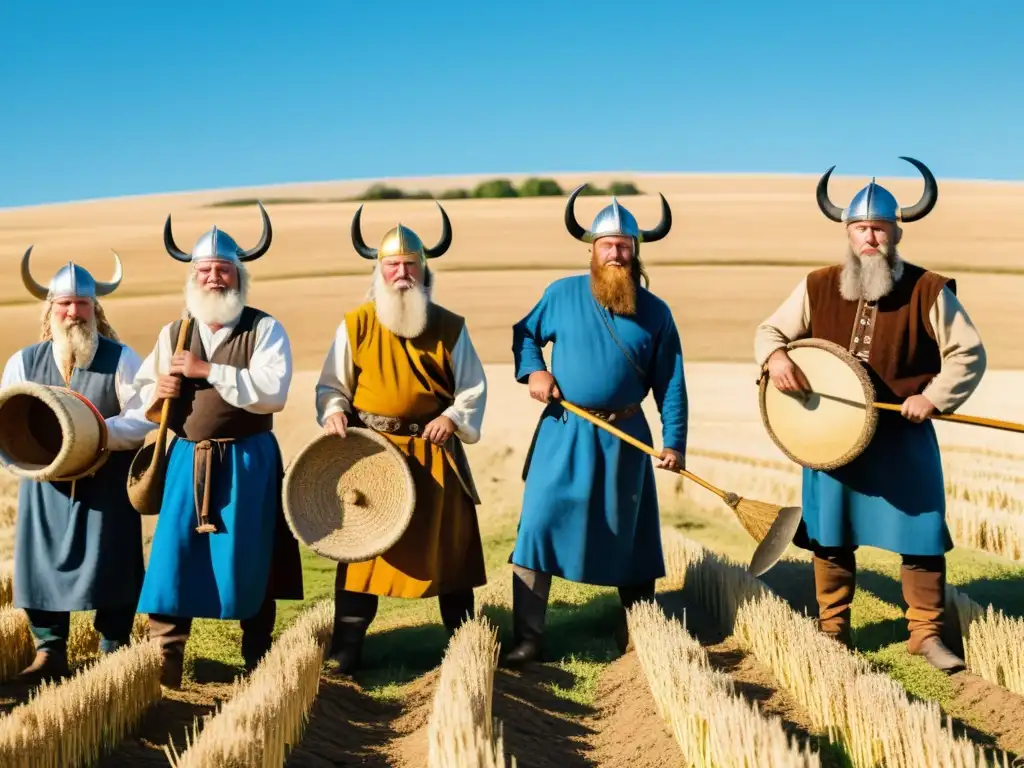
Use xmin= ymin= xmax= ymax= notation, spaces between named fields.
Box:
xmin=797 ymin=413 xmax=952 ymax=556
xmin=137 ymin=433 xmax=280 ymax=620
xmin=510 ymin=404 xmax=665 ymax=586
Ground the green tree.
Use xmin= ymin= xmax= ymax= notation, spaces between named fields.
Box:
xmin=607 ymin=180 xmax=641 ymax=195
xmin=360 ymin=183 xmax=405 ymax=200
xmin=517 ymin=177 xmax=563 ymax=197
xmin=472 ymin=179 xmax=519 ymax=198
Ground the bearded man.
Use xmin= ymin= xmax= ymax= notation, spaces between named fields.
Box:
xmin=1 ymin=249 xmax=152 ymax=684
xmin=502 ymin=184 xmax=688 ymax=667
xmin=754 ymin=158 xmax=986 ymax=673
xmin=315 ymin=201 xmax=488 ymax=673
xmin=131 ymin=203 xmax=303 ymax=688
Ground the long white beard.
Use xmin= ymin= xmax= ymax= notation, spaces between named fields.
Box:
xmin=839 ymin=245 xmax=905 ymax=302
xmin=368 ymin=265 xmax=431 ymax=338
xmin=52 ymin=315 xmax=98 ymax=375
xmin=185 ymin=279 xmax=245 ymax=326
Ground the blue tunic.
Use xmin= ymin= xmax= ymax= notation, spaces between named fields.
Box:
xmin=13 ymin=338 xmax=145 ymax=613
xmin=509 ymin=275 xmax=688 ymax=586
xmin=797 ymin=410 xmax=951 ymax=556
xmin=136 ymin=432 xmax=282 ymax=620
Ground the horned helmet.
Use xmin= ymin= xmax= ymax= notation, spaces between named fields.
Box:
xmin=563 ymin=183 xmax=672 ymax=253
xmin=163 ymin=201 xmax=273 ymax=264
xmin=21 ymin=247 xmax=123 ymax=302
xmin=350 ymin=201 xmax=452 ymax=265
xmin=816 ymin=156 xmax=938 ymax=224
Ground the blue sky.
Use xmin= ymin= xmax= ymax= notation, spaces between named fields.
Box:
xmin=1 ymin=1 xmax=1021 ymax=208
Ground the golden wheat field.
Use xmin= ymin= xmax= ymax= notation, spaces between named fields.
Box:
xmin=0 ymin=172 xmax=1023 ymax=766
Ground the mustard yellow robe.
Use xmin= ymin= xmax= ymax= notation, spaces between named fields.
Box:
xmin=321 ymin=301 xmax=487 ymax=599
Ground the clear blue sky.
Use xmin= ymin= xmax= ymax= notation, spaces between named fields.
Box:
xmin=2 ymin=1 xmax=1021 ymax=208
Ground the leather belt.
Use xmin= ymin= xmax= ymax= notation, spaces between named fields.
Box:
xmin=192 ymin=438 xmax=235 ymax=534
xmin=356 ymin=409 xmax=438 ymax=437
xmin=579 ymin=403 xmax=642 ymax=423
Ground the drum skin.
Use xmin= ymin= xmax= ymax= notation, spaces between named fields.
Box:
xmin=758 ymin=338 xmax=879 ymax=471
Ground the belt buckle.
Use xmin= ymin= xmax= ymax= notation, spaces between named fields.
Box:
xmin=409 ymin=423 xmax=420 ymax=435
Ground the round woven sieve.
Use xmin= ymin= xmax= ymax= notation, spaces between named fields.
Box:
xmin=282 ymin=427 xmax=416 ymax=563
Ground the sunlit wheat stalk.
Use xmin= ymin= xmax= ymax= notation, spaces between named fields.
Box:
xmin=0 ymin=639 xmax=163 ymax=767
xmin=661 ymin=526 xmax=1009 ymax=768
xmin=427 ymin=616 xmax=515 ymax=768
xmin=164 ymin=600 xmax=333 ymax=768
xmin=947 ymin=588 xmax=1024 ymax=697
xmin=629 ymin=599 xmax=821 ymax=766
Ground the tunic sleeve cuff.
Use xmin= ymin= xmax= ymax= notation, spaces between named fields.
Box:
xmin=515 ymin=358 xmax=547 ymax=383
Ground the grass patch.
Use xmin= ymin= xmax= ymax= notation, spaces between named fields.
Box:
xmin=671 ymin=497 xmax=1024 ymax=712
xmin=175 ymin=488 xmax=1024 ymax=720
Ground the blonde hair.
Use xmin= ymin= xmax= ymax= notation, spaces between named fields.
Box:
xmin=39 ymin=299 xmax=119 ymax=343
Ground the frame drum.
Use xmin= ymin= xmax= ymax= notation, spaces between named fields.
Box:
xmin=758 ymin=338 xmax=879 ymax=471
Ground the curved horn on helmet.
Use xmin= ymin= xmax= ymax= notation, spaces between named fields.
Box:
xmin=424 ymin=201 xmax=453 ymax=259
xmin=897 ymin=156 xmax=938 ymax=222
xmin=93 ymin=250 xmax=124 ymax=297
xmin=239 ymin=201 xmax=273 ymax=262
xmin=350 ymin=205 xmax=378 ymax=260
xmin=163 ymin=214 xmax=192 ymax=262
xmin=816 ymin=165 xmax=845 ymax=222
xmin=564 ymin=183 xmax=593 ymax=243
xmin=20 ymin=246 xmax=49 ymax=300
xmin=638 ymin=193 xmax=672 ymax=243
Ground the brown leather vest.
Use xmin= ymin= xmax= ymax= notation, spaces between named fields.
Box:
xmin=166 ymin=306 xmax=274 ymax=441
xmin=806 ymin=261 xmax=954 ymax=404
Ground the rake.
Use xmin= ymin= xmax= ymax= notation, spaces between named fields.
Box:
xmin=557 ymin=398 xmax=801 ymax=574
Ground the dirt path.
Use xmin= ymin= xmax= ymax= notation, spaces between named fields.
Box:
xmin=947 ymin=673 xmax=1024 ymax=761
xmin=669 ymin=597 xmax=846 ymax=767
xmin=94 ymin=681 xmax=235 ymax=766
xmin=284 ymin=669 xmax=438 ymax=767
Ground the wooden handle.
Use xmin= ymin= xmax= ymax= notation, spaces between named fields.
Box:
xmin=873 ymin=401 xmax=1024 ymax=434
xmin=154 ymin=316 xmax=193 ymax=457
xmin=556 ymin=399 xmax=728 ymax=501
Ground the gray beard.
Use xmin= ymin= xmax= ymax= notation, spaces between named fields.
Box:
xmin=367 ymin=266 xmax=431 ymax=338
xmin=839 ymin=246 xmax=905 ymax=302
xmin=52 ymin=317 xmax=98 ymax=373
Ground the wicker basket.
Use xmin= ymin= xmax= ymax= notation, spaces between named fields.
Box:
xmin=0 ymin=382 xmax=108 ymax=482
xmin=282 ymin=428 xmax=416 ymax=563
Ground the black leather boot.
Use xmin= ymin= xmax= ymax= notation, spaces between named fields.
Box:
xmin=499 ymin=569 xmax=549 ymax=668
xmin=328 ymin=621 xmax=368 ymax=675
xmin=616 ymin=580 xmax=656 ymax=654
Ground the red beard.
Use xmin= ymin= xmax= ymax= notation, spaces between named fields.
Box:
xmin=590 ymin=259 xmax=638 ymax=315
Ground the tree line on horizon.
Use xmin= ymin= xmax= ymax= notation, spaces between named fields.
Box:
xmin=207 ymin=177 xmax=643 ymax=208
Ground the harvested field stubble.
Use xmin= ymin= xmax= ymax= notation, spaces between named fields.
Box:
xmin=628 ymin=599 xmax=820 ymax=766
xmin=0 ymin=639 xmax=163 ymax=767
xmin=427 ymin=616 xmax=512 ymax=768
xmin=662 ymin=527 xmax=1010 ymax=767
xmin=681 ymin=448 xmax=1024 ymax=564
xmin=949 ymin=588 xmax=1024 ymax=697
xmin=0 ymin=606 xmax=33 ymax=682
xmin=0 ymin=560 xmax=13 ymax=606
xmin=165 ymin=600 xmax=333 ymax=768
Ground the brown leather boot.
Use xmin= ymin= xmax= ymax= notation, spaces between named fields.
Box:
xmin=902 ymin=557 xmax=966 ymax=674
xmin=148 ymin=614 xmax=191 ymax=689
xmin=812 ymin=548 xmax=856 ymax=647
xmin=13 ymin=650 xmax=70 ymax=686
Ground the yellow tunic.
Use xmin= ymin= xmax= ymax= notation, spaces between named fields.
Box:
xmin=340 ymin=302 xmax=487 ymax=598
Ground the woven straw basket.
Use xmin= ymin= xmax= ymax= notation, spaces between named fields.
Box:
xmin=0 ymin=382 xmax=107 ymax=482
xmin=283 ymin=427 xmax=416 ymax=563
